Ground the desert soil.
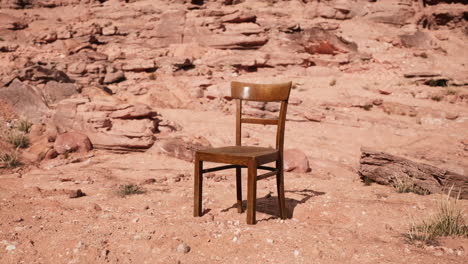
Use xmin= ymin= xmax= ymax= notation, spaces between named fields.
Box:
xmin=1 ymin=0 xmax=467 ymax=263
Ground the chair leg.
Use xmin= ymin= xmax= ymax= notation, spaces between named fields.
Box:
xmin=193 ymin=156 xmax=203 ymax=217
xmin=236 ymin=167 xmax=242 ymax=213
xmin=276 ymin=159 xmax=287 ymax=219
xmin=246 ymin=159 xmax=257 ymax=225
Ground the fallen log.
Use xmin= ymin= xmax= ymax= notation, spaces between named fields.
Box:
xmin=358 ymin=148 xmax=467 ymax=199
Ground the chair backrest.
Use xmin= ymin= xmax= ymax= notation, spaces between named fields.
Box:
xmin=231 ymin=81 xmax=292 ymax=152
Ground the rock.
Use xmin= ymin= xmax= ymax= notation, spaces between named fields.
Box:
xmin=400 ymin=31 xmax=433 ymax=49
xmin=381 ymin=102 xmax=417 ymax=117
xmin=43 ymin=81 xmax=79 ymax=104
xmin=122 ymin=59 xmax=156 ymax=72
xmin=176 ymin=242 xmax=191 ymax=254
xmin=109 ymin=104 xmax=156 ymax=119
xmin=19 ymin=65 xmax=73 ymax=84
xmin=220 ymin=11 xmax=256 ymax=23
xmin=204 ymin=34 xmax=268 ymax=49
xmin=153 ymin=136 xmax=211 ymax=162
xmin=54 ymin=132 xmax=93 ymax=154
xmin=284 ymin=149 xmax=310 ymax=173
xmin=359 ymin=148 xmax=468 ymax=199
xmin=404 ymin=71 xmax=441 ymax=78
xmin=303 ymin=111 xmax=325 ymax=122
xmin=103 ymin=71 xmax=125 ymax=84
xmin=0 ymin=79 xmax=48 ymax=123
xmin=52 ymin=99 xmax=158 ymax=151
xmin=22 ymin=136 xmax=52 ymax=162
xmin=367 ymin=1 xmax=415 ymax=26
xmin=69 ymin=189 xmax=86 ymax=199
xmin=0 ymin=42 xmax=19 ymax=52
xmin=0 ymin=13 xmax=27 ymax=30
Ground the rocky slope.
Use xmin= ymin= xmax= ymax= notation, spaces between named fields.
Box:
xmin=0 ymin=0 xmax=467 ymax=263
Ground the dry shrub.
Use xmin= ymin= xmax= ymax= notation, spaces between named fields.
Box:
xmin=406 ymin=188 xmax=468 ymax=245
xmin=116 ymin=184 xmax=145 ymax=197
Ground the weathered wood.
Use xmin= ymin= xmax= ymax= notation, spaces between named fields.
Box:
xmin=358 ymin=148 xmax=468 ymax=199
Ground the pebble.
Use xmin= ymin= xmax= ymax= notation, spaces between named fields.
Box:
xmin=177 ymin=242 xmax=191 ymax=254
xmin=6 ymin=244 xmax=16 ymax=251
xmin=293 ymin=249 xmax=300 ymax=257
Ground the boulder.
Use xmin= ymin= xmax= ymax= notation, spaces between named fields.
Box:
xmin=203 ymin=34 xmax=268 ymax=49
xmin=359 ymin=148 xmax=468 ymax=199
xmin=367 ymin=1 xmax=415 ymax=26
xmin=54 ymin=132 xmax=92 ymax=154
xmin=103 ymin=71 xmax=125 ymax=84
xmin=43 ymin=81 xmax=79 ymax=104
xmin=284 ymin=149 xmax=310 ymax=173
xmin=153 ymin=136 xmax=211 ymax=162
xmin=18 ymin=65 xmax=73 ymax=84
xmin=0 ymin=13 xmax=27 ymax=30
xmin=52 ymin=99 xmax=158 ymax=151
xmin=0 ymin=79 xmax=48 ymax=122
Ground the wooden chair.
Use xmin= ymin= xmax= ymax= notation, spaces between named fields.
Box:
xmin=193 ymin=81 xmax=292 ymax=225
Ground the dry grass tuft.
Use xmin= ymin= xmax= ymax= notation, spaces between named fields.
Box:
xmin=393 ymin=177 xmax=429 ymax=195
xmin=6 ymin=132 xmax=29 ymax=148
xmin=0 ymin=151 xmax=21 ymax=168
xmin=116 ymin=184 xmax=145 ymax=197
xmin=405 ymin=188 xmax=468 ymax=245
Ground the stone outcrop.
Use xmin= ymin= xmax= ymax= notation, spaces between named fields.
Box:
xmin=52 ymin=98 xmax=158 ymax=151
xmin=359 ymin=148 xmax=467 ymax=199
xmin=0 ymin=79 xmax=49 ymax=122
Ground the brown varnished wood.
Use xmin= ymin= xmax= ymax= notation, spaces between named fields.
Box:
xmin=193 ymin=156 xmax=203 ymax=217
xmin=241 ymin=118 xmax=278 ymax=125
xmin=247 ymin=159 xmax=257 ymax=224
xmin=236 ymin=100 xmax=242 ymax=146
xmin=231 ymin=81 xmax=292 ymax=102
xmin=236 ymin=167 xmax=242 ymax=213
xmin=193 ymin=81 xmax=292 ymax=224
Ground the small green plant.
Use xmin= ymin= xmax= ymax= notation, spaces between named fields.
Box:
xmin=405 ymin=188 xmax=468 ymax=245
xmin=16 ymin=120 xmax=33 ymax=133
xmin=431 ymin=95 xmax=442 ymax=102
xmin=329 ymin=79 xmax=336 ymax=86
xmin=6 ymin=132 xmax=29 ymax=148
xmin=116 ymin=184 xmax=145 ymax=197
xmin=393 ymin=177 xmax=429 ymax=195
xmin=0 ymin=152 xmax=21 ymax=168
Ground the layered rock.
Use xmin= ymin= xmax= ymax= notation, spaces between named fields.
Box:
xmin=52 ymin=98 xmax=158 ymax=151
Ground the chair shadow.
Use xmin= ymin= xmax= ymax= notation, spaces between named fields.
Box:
xmin=221 ymin=189 xmax=325 ymax=221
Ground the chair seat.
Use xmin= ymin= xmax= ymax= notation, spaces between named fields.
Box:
xmin=196 ymin=146 xmax=279 ymax=165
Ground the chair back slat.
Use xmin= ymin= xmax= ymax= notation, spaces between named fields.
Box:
xmin=233 ymin=81 xmax=292 ymax=151
xmin=231 ymin=81 xmax=292 ymax=102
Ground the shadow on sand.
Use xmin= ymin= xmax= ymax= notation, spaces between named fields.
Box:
xmin=221 ymin=189 xmax=325 ymax=221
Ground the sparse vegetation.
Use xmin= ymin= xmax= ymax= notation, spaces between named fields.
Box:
xmin=393 ymin=177 xmax=429 ymax=195
xmin=405 ymin=189 xmax=468 ymax=245
xmin=6 ymin=132 xmax=29 ymax=148
xmin=362 ymin=176 xmax=374 ymax=186
xmin=0 ymin=152 xmax=21 ymax=168
xmin=446 ymin=89 xmax=458 ymax=95
xmin=116 ymin=184 xmax=145 ymax=197
xmin=0 ymin=37 xmax=4 ymax=41
xmin=362 ymin=104 xmax=373 ymax=111
xmin=431 ymin=95 xmax=442 ymax=102
xmin=329 ymin=79 xmax=336 ymax=86
xmin=16 ymin=120 xmax=33 ymax=133
xmin=149 ymin=73 xmax=157 ymax=80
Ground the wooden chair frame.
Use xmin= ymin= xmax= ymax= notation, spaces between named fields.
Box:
xmin=193 ymin=81 xmax=292 ymax=224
